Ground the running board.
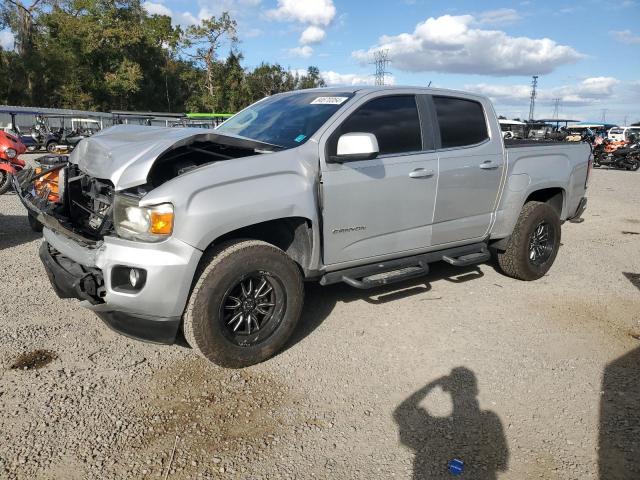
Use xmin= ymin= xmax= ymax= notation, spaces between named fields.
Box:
xmin=320 ymin=242 xmax=489 ymax=289
xmin=442 ymin=246 xmax=491 ymax=267
xmin=343 ymin=265 xmax=429 ymax=289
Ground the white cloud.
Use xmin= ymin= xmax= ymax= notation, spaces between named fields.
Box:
xmin=466 ymin=77 xmax=620 ymax=107
xmin=0 ymin=30 xmax=15 ymax=51
xmin=477 ymin=8 xmax=521 ymax=26
xmin=320 ymin=71 xmax=396 ymax=86
xmin=300 ymin=26 xmax=326 ymax=45
xmin=143 ymin=1 xmax=262 ymax=27
xmin=267 ymin=0 xmax=336 ymax=26
xmin=197 ymin=0 xmax=262 ymax=18
xmin=610 ymin=30 xmax=640 ymax=44
xmin=142 ymin=1 xmax=172 ymax=17
xmin=352 ymin=14 xmax=583 ymax=76
xmin=289 ymin=45 xmax=314 ymax=58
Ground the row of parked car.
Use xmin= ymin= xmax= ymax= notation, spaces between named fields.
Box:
xmin=0 ymin=111 xmax=102 ymax=153
xmin=499 ymin=119 xmax=640 ymax=143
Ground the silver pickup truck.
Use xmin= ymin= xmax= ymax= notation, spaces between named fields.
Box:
xmin=15 ymin=87 xmax=591 ymax=367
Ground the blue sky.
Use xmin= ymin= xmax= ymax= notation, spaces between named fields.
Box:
xmin=3 ymin=0 xmax=639 ymax=123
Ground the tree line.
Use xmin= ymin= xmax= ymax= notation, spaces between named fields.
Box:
xmin=0 ymin=0 xmax=326 ymax=114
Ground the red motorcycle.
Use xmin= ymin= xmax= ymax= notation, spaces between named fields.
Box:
xmin=0 ymin=130 xmax=27 ymax=194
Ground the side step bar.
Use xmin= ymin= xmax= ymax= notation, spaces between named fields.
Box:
xmin=320 ymin=242 xmax=490 ymax=289
xmin=442 ymin=246 xmax=490 ymax=267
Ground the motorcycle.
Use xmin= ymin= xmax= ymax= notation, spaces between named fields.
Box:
xmin=0 ymin=130 xmax=27 ymax=194
xmin=593 ymin=136 xmax=640 ymax=171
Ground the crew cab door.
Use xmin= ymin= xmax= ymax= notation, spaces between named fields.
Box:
xmin=320 ymin=94 xmax=439 ymax=265
xmin=429 ymin=95 xmax=504 ymax=245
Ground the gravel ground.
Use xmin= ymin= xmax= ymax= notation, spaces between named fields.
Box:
xmin=0 ymin=163 xmax=639 ymax=479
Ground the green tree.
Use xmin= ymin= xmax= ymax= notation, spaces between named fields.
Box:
xmin=0 ymin=3 xmax=329 ymax=114
xmin=297 ymin=66 xmax=325 ymax=89
xmin=181 ymin=13 xmax=237 ymax=111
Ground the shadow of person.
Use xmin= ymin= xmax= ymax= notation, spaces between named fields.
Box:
xmin=394 ymin=367 xmax=509 ymax=479
xmin=599 ymin=346 xmax=640 ymax=480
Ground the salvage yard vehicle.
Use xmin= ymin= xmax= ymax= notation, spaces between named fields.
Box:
xmin=499 ymin=119 xmax=526 ymax=139
xmin=608 ymin=126 xmax=640 ymax=142
xmin=593 ymin=135 xmax=640 ymax=170
xmin=0 ymin=130 xmax=26 ymax=194
xmin=13 ymin=87 xmax=591 ymax=368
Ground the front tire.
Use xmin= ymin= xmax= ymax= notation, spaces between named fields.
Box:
xmin=497 ymin=201 xmax=561 ymax=281
xmin=183 ymin=239 xmax=304 ymax=368
xmin=0 ymin=170 xmax=11 ymax=195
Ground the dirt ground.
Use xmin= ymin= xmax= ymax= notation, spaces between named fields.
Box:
xmin=0 ymin=164 xmax=638 ymax=480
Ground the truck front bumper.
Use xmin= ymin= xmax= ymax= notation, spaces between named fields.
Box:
xmin=40 ymin=228 xmax=202 ymax=345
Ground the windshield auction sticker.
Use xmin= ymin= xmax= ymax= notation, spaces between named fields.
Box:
xmin=311 ymin=97 xmax=349 ymax=105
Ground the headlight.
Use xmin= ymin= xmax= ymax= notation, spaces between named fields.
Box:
xmin=113 ymin=194 xmax=174 ymax=242
xmin=5 ymin=148 xmax=16 ymax=159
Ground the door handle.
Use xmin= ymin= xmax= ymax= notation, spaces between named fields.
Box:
xmin=479 ymin=161 xmax=500 ymax=170
xmin=409 ymin=168 xmax=435 ymax=178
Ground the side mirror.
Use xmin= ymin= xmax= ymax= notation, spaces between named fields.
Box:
xmin=332 ymin=132 xmax=379 ymax=162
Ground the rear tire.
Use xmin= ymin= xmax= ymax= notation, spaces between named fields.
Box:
xmin=183 ymin=239 xmax=304 ymax=368
xmin=46 ymin=141 xmax=58 ymax=153
xmin=0 ymin=170 xmax=11 ymax=195
xmin=497 ymin=201 xmax=561 ymax=281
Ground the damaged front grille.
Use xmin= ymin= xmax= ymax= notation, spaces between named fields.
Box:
xmin=16 ymin=161 xmax=115 ymax=241
xmin=66 ymin=165 xmax=115 ymax=239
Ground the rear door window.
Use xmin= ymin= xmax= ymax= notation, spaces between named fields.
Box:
xmin=329 ymin=95 xmax=422 ymax=156
xmin=433 ymin=96 xmax=489 ymax=148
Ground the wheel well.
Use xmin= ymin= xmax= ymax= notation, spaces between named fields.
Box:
xmin=525 ymin=188 xmax=564 ymax=217
xmin=210 ymin=217 xmax=313 ymax=272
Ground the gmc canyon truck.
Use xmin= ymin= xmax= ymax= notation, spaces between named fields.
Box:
xmin=14 ymin=87 xmax=591 ymax=368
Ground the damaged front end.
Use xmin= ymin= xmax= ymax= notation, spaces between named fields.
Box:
xmin=14 ymin=158 xmax=115 ymax=244
xmin=13 ymin=127 xmax=281 ymax=341
xmin=13 ymin=157 xmax=111 ymax=304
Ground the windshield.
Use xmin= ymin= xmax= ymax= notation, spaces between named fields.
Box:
xmin=217 ymin=91 xmax=354 ymax=149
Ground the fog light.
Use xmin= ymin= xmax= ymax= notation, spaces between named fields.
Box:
xmin=129 ymin=268 xmax=140 ymax=287
xmin=111 ymin=266 xmax=146 ymax=292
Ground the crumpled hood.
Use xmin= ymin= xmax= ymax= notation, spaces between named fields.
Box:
xmin=69 ymin=124 xmax=273 ymax=190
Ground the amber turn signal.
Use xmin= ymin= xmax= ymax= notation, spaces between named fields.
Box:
xmin=150 ymin=211 xmax=174 ymax=235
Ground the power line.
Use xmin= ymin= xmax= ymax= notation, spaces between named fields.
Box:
xmin=371 ymin=50 xmax=390 ymax=86
xmin=528 ymin=75 xmax=538 ymax=121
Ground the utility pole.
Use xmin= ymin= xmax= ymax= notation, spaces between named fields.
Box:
xmin=371 ymin=50 xmax=390 ymax=86
xmin=623 ymin=114 xmax=628 ymax=126
xmin=552 ymin=98 xmax=560 ymax=119
xmin=528 ymin=75 xmax=538 ymax=121
xmin=600 ymin=109 xmax=607 ymax=122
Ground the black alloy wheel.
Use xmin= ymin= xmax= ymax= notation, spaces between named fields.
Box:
xmin=183 ymin=239 xmax=304 ymax=368
xmin=219 ymin=272 xmax=285 ymax=347
xmin=528 ymin=222 xmax=554 ymax=266
xmin=496 ymin=201 xmax=561 ymax=281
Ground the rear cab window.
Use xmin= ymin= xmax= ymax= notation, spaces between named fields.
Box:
xmin=328 ymin=95 xmax=422 ymax=157
xmin=433 ymin=96 xmax=489 ymax=149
